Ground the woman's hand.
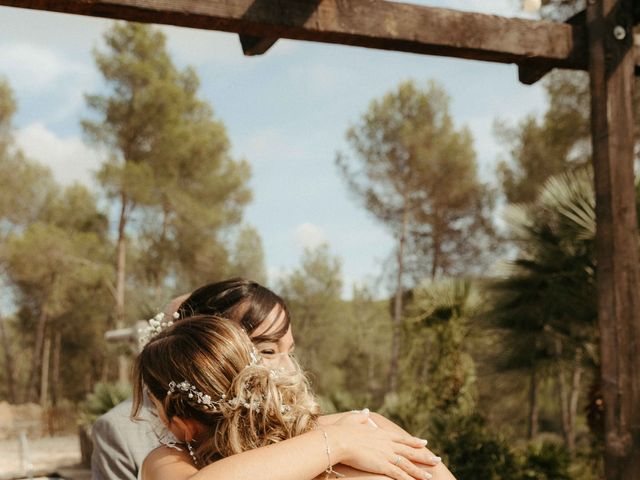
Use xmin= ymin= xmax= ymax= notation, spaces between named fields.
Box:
xmin=327 ymin=411 xmax=440 ymax=480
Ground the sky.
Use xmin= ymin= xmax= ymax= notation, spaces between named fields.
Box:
xmin=0 ymin=1 xmax=547 ymax=297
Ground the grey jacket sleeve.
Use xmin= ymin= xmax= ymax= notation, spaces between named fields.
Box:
xmin=91 ymin=412 xmax=138 ymax=480
xmin=90 ymin=399 xmax=160 ymax=480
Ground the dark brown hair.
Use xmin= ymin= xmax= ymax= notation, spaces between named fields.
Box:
xmin=177 ymin=278 xmax=290 ymax=342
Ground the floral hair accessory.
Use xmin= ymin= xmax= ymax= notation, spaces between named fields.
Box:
xmin=167 ymin=379 xmax=292 ymax=414
xmin=168 ymin=380 xmax=219 ymax=409
xmin=167 ymin=379 xmax=264 ymax=412
xmin=139 ymin=311 xmax=180 ymax=345
xmin=166 ymin=348 xmax=284 ymax=414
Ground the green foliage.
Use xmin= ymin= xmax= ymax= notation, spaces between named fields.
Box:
xmin=337 ymin=286 xmax=391 ymax=406
xmin=2 ymin=198 xmax=114 ymax=402
xmin=486 ymin=168 xmax=607 ymax=449
xmin=79 ymin=382 xmax=132 ymax=426
xmin=382 ymin=278 xmax=479 ymax=436
xmin=278 ymin=245 xmax=346 ymax=396
xmin=84 ymin=21 xmax=252 ymax=299
xmin=495 ymin=71 xmax=590 ymax=205
xmin=492 ymin=168 xmax=598 ymax=349
xmin=337 ymin=79 xmax=496 ymax=278
xmin=0 ymin=79 xmax=56 ymax=234
xmin=41 ymin=183 xmax=109 ymax=237
xmin=432 ymin=414 xmax=574 ymax=480
xmin=436 ymin=413 xmax=520 ymax=480
xmin=0 ymin=76 xmax=16 ymax=152
xmin=228 ymin=225 xmax=267 ymax=284
xmin=519 ymin=441 xmax=572 ymax=480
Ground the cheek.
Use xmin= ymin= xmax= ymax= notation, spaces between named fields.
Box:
xmin=264 ymin=354 xmax=295 ymax=372
xmin=261 ymin=356 xmax=280 ymax=369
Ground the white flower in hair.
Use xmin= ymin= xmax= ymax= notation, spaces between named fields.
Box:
xmin=139 ymin=311 xmax=180 ymax=345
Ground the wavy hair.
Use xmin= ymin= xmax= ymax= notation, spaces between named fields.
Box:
xmin=132 ymin=315 xmax=318 ymax=464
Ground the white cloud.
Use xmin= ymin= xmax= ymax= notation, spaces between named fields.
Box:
xmin=15 ymin=123 xmax=103 ymax=187
xmin=292 ymin=222 xmax=327 ymax=250
xmin=0 ymin=43 xmax=94 ymax=95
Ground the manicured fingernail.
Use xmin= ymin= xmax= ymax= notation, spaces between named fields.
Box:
xmin=430 ymin=456 xmax=441 ymax=463
xmin=424 ymin=473 xmax=433 ymax=479
xmin=415 ymin=438 xmax=428 ymax=446
xmin=362 ymin=407 xmax=370 ymax=415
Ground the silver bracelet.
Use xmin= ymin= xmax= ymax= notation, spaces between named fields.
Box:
xmin=319 ymin=428 xmax=345 ymax=479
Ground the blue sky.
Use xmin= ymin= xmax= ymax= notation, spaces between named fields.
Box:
xmin=0 ymin=1 xmax=547 ymax=297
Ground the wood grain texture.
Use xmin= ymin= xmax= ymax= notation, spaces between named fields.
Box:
xmin=0 ymin=0 xmax=587 ymax=69
xmin=587 ymin=0 xmax=640 ymax=478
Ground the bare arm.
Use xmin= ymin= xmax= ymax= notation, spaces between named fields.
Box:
xmin=333 ymin=463 xmax=456 ymax=480
xmin=142 ymin=414 xmax=440 ymax=480
xmin=320 ymin=411 xmax=454 ymax=480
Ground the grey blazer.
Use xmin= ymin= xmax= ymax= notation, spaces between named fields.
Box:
xmin=91 ymin=398 xmax=162 ymax=480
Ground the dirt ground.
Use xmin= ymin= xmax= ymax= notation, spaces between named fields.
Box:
xmin=0 ymin=434 xmax=85 ymax=480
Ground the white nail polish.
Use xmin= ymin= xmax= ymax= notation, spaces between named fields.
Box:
xmin=362 ymin=407 xmax=370 ymax=415
xmin=418 ymin=438 xmax=428 ymax=446
xmin=424 ymin=473 xmax=433 ymax=479
xmin=431 ymin=456 xmax=441 ymax=463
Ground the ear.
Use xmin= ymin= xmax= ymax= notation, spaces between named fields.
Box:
xmin=170 ymin=416 xmax=203 ymax=442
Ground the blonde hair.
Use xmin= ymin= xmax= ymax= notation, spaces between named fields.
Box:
xmin=132 ymin=315 xmax=319 ymax=464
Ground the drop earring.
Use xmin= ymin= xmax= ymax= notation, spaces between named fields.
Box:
xmin=187 ymin=440 xmax=198 ymax=466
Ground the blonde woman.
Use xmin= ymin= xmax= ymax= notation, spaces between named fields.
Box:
xmin=133 ymin=315 xmax=456 ymax=480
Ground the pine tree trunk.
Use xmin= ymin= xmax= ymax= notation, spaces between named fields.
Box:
xmin=115 ymin=192 xmax=128 ymax=383
xmin=388 ymin=203 xmax=408 ymax=393
xmin=430 ymin=220 xmax=440 ymax=279
xmin=528 ymin=364 xmax=539 ymax=439
xmin=557 ymin=343 xmax=583 ymax=453
xmin=26 ymin=307 xmax=48 ymax=403
xmin=39 ymin=334 xmax=51 ymax=407
xmin=51 ymin=331 xmax=61 ymax=407
xmin=558 ymin=364 xmax=571 ymax=446
xmin=0 ymin=315 xmax=17 ymax=403
xmin=567 ymin=353 xmax=583 ymax=453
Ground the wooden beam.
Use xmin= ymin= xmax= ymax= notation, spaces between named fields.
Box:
xmin=519 ymin=8 xmax=587 ymax=84
xmin=0 ymin=0 xmax=588 ymax=72
xmin=239 ymin=35 xmax=278 ymax=56
xmin=520 ymin=43 xmax=640 ymax=84
xmin=587 ymin=0 xmax=640 ymax=478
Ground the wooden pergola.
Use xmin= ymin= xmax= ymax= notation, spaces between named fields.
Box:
xmin=1 ymin=0 xmax=639 ymax=477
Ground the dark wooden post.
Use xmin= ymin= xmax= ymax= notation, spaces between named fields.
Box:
xmin=587 ymin=0 xmax=640 ymax=477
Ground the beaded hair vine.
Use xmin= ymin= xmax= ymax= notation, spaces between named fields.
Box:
xmin=167 ymin=363 xmax=291 ymax=414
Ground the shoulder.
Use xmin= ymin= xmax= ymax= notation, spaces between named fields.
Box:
xmin=93 ymin=398 xmax=157 ymax=437
xmin=94 ymin=399 xmax=133 ymax=428
xmin=140 ymin=446 xmax=197 ymax=480
xmin=92 ymin=398 xmax=162 ymax=479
